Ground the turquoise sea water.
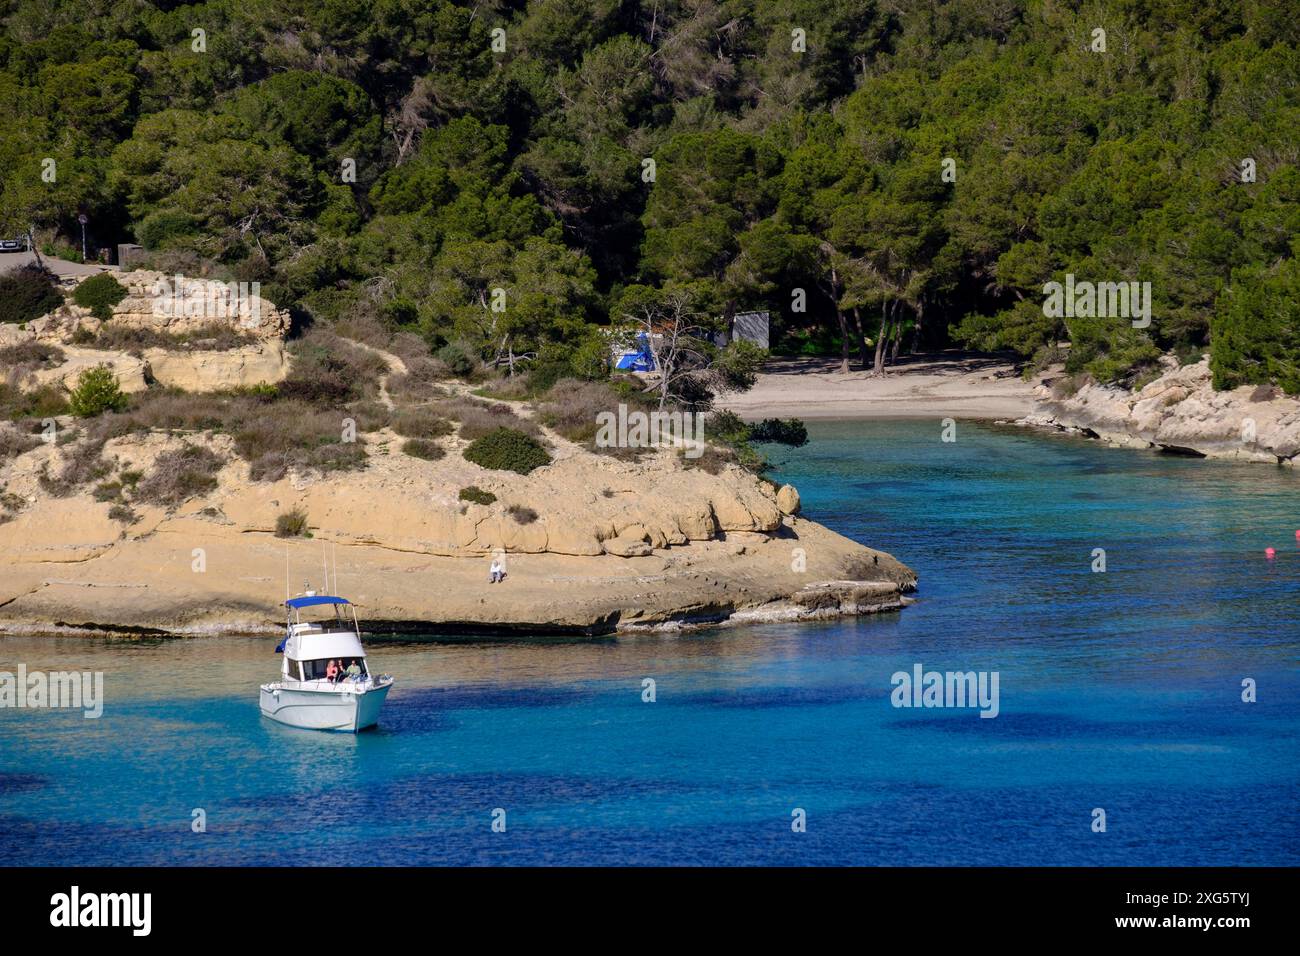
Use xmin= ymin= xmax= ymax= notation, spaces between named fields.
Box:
xmin=2 ymin=420 xmax=1297 ymax=865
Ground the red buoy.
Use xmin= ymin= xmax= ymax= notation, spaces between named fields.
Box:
xmin=1266 ymin=547 xmax=1276 ymax=559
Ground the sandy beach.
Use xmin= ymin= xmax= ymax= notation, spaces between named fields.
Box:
xmin=720 ymin=352 xmax=1037 ymax=420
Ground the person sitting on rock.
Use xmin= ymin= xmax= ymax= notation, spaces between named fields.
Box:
xmin=489 ymin=555 xmax=506 ymax=584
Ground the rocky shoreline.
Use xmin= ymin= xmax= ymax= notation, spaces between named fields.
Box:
xmin=1021 ymin=357 xmax=1300 ymax=465
xmin=0 ymin=444 xmax=917 ymax=635
xmin=1 ymin=269 xmax=916 ymax=637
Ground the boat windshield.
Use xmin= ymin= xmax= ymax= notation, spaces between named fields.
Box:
xmin=300 ymin=658 xmax=369 ymax=681
xmin=293 ymin=605 xmax=354 ymax=632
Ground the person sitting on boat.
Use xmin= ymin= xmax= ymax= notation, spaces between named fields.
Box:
xmin=345 ymin=659 xmax=361 ymax=681
xmin=489 ymin=555 xmax=506 ymax=584
xmin=326 ymin=659 xmax=339 ymax=682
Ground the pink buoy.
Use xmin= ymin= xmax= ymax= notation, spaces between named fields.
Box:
xmin=1265 ymin=547 xmax=1276 ymax=559
xmin=1295 ymin=529 xmax=1300 ymax=540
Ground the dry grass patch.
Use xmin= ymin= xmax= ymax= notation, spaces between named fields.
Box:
xmin=433 ymin=396 xmax=543 ymax=441
xmin=391 ymin=406 xmax=454 ymax=440
xmin=76 ymin=323 xmax=258 ymax=354
xmin=134 ymin=444 xmax=223 ymax=506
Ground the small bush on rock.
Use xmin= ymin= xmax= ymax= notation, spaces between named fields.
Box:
xmin=463 ymin=427 xmax=551 ymax=475
xmin=402 ymin=438 xmax=445 ymax=460
xmin=458 ymin=485 xmax=496 ymax=505
xmin=69 ymin=365 xmax=128 ymax=417
xmin=275 ymin=507 xmax=310 ymax=537
xmin=72 ymin=273 xmax=128 ymax=320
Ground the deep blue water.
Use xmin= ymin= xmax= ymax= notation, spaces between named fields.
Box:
xmin=2 ymin=420 xmax=1297 ymax=865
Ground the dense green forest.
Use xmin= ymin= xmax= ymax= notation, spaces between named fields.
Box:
xmin=1 ymin=0 xmax=1297 ymax=391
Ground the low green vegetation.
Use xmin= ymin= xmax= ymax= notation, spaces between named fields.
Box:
xmin=463 ymin=427 xmax=552 ymax=475
xmin=0 ymin=266 xmax=63 ymax=325
xmin=68 ymin=365 xmax=128 ymax=417
xmin=458 ymin=486 xmax=496 ymax=506
xmin=4 ymin=0 xmax=1295 ymax=396
xmin=747 ymin=418 xmax=809 ymax=447
xmin=72 ymin=273 xmax=128 ymax=320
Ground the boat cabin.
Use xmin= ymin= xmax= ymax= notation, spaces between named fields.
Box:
xmin=280 ymin=594 xmax=370 ymax=684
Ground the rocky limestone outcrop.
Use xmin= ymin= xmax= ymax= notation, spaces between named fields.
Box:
xmin=0 ymin=425 xmax=916 ymax=635
xmin=1022 ymin=357 xmax=1300 ymax=464
xmin=2 ymin=269 xmax=291 ymax=392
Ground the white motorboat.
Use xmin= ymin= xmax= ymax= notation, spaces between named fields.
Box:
xmin=259 ymin=592 xmax=394 ymax=732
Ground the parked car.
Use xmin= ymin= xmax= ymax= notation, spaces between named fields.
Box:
xmin=0 ymin=237 xmax=26 ymax=252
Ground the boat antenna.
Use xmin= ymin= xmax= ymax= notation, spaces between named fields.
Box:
xmin=332 ymin=542 xmax=338 ymax=595
xmin=323 ymin=544 xmax=329 ymax=595
xmin=284 ymin=545 xmax=289 ymax=603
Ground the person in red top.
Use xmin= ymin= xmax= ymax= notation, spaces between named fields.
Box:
xmin=325 ymin=659 xmax=339 ymax=682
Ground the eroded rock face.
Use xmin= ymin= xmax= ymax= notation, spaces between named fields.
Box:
xmin=6 ymin=270 xmax=292 ymax=393
xmin=0 ymin=426 xmax=917 ymax=635
xmin=31 ymin=346 xmax=150 ymax=393
xmin=68 ymin=270 xmax=290 ymax=342
xmin=144 ymin=343 xmax=290 ymax=391
xmin=1024 ymin=358 xmax=1300 ymax=464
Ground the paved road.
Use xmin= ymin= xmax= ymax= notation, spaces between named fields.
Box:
xmin=0 ymin=251 xmax=118 ymax=278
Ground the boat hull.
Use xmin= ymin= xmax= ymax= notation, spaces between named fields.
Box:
xmin=259 ymin=681 xmax=392 ymax=733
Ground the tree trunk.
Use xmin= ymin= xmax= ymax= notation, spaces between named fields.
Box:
xmin=872 ymin=300 xmax=889 ymax=375
xmin=851 ymin=306 xmax=870 ymax=369
xmin=825 ymin=264 xmax=850 ymax=373
xmin=836 ymin=306 xmax=851 ymax=373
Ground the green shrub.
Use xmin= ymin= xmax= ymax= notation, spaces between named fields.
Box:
xmin=93 ymin=480 xmax=123 ymax=502
xmin=463 ymin=427 xmax=551 ymax=474
xmin=402 ymin=438 xmax=445 ymax=460
xmin=436 ymin=341 xmax=480 ymax=378
xmin=748 ymin=418 xmax=808 ymax=446
xmin=136 ymin=209 xmax=201 ymax=249
xmin=1211 ymin=260 xmax=1300 ymax=395
xmin=526 ymin=344 xmax=578 ymax=394
xmin=69 ymin=365 xmax=128 ymax=417
xmin=72 ymin=273 xmax=128 ymax=320
xmin=458 ymin=485 xmax=497 ymax=505
xmin=108 ymin=503 xmax=139 ymax=524
xmin=0 ymin=266 xmax=63 ymax=325
xmin=275 ymin=507 xmax=310 ymax=538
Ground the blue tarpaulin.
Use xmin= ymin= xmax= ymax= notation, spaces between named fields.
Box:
xmin=614 ymin=332 xmax=655 ymax=372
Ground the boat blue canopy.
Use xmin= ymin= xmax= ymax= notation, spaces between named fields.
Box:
xmin=285 ymin=595 xmax=351 ymax=609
